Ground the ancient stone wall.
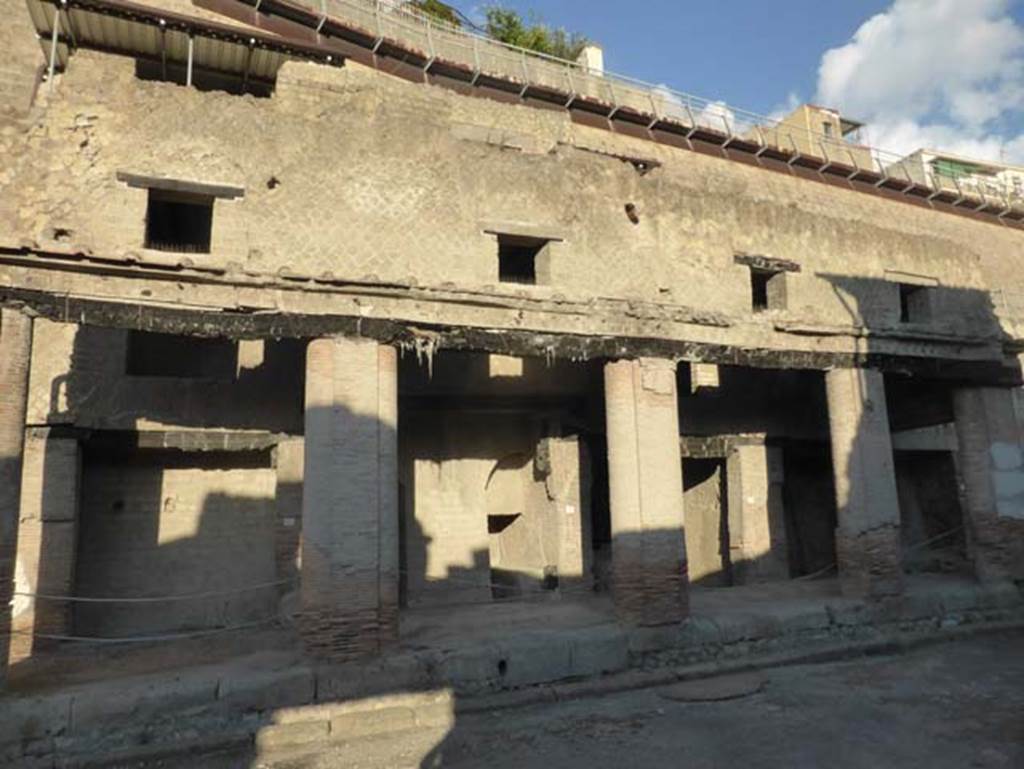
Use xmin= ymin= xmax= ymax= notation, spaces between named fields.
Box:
xmin=681 ymin=458 xmax=728 ymax=586
xmin=0 ymin=0 xmax=42 ymax=121
xmin=0 ymin=29 xmax=1018 ymax=370
xmin=74 ymin=449 xmax=278 ymax=636
xmin=400 ymin=410 xmax=539 ymax=606
xmin=1 ymin=0 xmax=1022 ymax=655
xmin=25 ymin=319 xmax=304 ymax=433
xmin=953 ymin=387 xmax=1024 ymax=582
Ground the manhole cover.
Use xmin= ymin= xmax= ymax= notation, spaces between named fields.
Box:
xmin=658 ymin=671 xmax=768 ymax=703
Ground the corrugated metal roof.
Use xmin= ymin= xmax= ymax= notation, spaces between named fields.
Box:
xmin=25 ymin=0 xmax=338 ymax=84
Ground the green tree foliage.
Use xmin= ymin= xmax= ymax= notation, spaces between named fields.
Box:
xmin=406 ymin=0 xmax=462 ymax=27
xmin=483 ymin=6 xmax=590 ymax=60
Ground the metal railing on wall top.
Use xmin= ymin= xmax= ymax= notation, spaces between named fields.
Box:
xmin=290 ymin=0 xmax=1023 ymax=213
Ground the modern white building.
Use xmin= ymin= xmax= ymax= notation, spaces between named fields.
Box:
xmin=897 ymin=149 xmax=1024 ymax=205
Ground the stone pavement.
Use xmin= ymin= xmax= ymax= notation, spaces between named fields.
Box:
xmin=3 ymin=575 xmax=1022 ymax=767
xmin=164 ymin=631 xmax=1024 ymax=769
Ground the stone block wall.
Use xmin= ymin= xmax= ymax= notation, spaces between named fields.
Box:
xmin=0 ymin=35 xmax=1017 ymax=367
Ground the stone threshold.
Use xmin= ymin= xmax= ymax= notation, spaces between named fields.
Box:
xmin=3 ymin=577 xmax=1022 ymax=767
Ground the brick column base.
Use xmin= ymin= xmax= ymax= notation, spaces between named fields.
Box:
xmin=604 ymin=358 xmax=688 ymax=625
xmin=825 ymin=368 xmax=904 ymax=600
xmin=300 ymin=338 xmax=399 ymax=662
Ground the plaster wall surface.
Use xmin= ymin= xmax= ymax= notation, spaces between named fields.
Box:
xmin=0 ymin=0 xmax=40 ymax=120
xmin=542 ymin=435 xmax=592 ymax=589
xmin=274 ymin=437 xmax=304 ymax=583
xmin=401 ymin=411 xmax=539 ymax=607
xmin=0 ymin=14 xmax=1019 ymax=370
xmin=953 ymin=387 xmax=1024 ymax=581
xmin=12 ymin=431 xmax=80 ymax=655
xmin=681 ymin=459 xmax=728 ymax=587
xmin=0 ymin=308 xmax=32 ymax=683
xmin=499 ymin=433 xmax=592 ymax=594
xmin=399 ymin=353 xmax=594 ymax=606
xmin=74 ymin=451 xmax=277 ymax=637
xmin=24 ymin=319 xmax=304 ymax=433
xmin=726 ymin=444 xmax=789 ymax=583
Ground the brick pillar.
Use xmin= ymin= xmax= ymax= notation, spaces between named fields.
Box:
xmin=0 ymin=308 xmax=33 ymax=686
xmin=10 ymin=429 xmax=80 ymax=664
xmin=604 ymin=358 xmax=688 ymax=625
xmin=952 ymin=387 xmax=1024 ymax=582
xmin=300 ymin=337 xmax=398 ymax=661
xmin=825 ymin=368 xmax=903 ymax=599
xmin=725 ymin=442 xmax=789 ymax=584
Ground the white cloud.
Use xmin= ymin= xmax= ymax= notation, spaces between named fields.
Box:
xmin=767 ymin=91 xmax=802 ymax=124
xmin=651 ymin=85 xmax=741 ymax=132
xmin=651 ymin=83 xmax=689 ymax=122
xmin=815 ymin=0 xmax=1024 ymax=164
xmin=696 ymin=100 xmax=737 ymax=132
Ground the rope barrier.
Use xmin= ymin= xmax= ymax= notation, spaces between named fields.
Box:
xmin=12 ymin=570 xmax=596 ymax=604
xmin=905 ymin=525 xmax=965 ymax=552
xmin=789 ymin=524 xmax=965 ymax=583
xmin=4 ymin=617 xmax=283 ymax=644
xmin=793 ymin=562 xmax=837 ymax=582
xmin=6 ymin=526 xmax=969 ymax=643
xmin=13 ymin=577 xmax=299 ymax=604
xmin=13 ymin=526 xmax=969 ymax=606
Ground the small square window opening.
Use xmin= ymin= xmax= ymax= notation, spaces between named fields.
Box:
xmin=497 ymin=235 xmax=549 ymax=285
xmin=750 ymin=267 xmax=786 ymax=312
xmin=145 ymin=189 xmax=214 ymax=253
xmin=899 ymin=284 xmax=932 ymax=324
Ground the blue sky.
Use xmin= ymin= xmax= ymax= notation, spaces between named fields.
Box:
xmin=467 ymin=0 xmax=892 ymax=115
xmin=455 ymin=0 xmax=1024 ymax=163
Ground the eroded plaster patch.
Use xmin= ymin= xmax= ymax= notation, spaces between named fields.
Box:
xmin=991 ymin=442 xmax=1024 ymax=519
